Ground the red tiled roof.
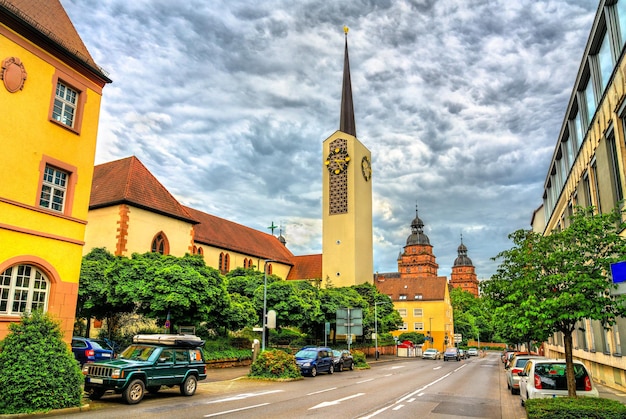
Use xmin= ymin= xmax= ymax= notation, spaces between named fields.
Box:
xmin=375 ymin=276 xmax=449 ymax=301
xmin=90 ymin=156 xmax=196 ymax=223
xmin=184 ymin=206 xmax=295 ymax=265
xmin=1 ymin=0 xmax=110 ymax=81
xmin=286 ymin=254 xmax=322 ymax=280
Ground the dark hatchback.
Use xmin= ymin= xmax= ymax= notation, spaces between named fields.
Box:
xmin=443 ymin=347 xmax=461 ymax=361
xmin=71 ymin=337 xmax=114 ymax=365
xmin=332 ymin=349 xmax=354 ymax=372
xmin=295 ymin=347 xmax=334 ymax=376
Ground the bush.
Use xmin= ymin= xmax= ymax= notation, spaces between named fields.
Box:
xmin=351 ymin=350 xmax=369 ymax=368
xmin=248 ymin=349 xmax=302 ymax=380
xmin=0 ymin=311 xmax=84 ymax=414
xmin=526 ymin=397 xmax=626 ymax=419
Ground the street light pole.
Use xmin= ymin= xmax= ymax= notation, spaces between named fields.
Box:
xmin=262 ymin=259 xmax=276 ymax=352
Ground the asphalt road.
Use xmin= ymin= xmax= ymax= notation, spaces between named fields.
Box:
xmin=57 ymin=352 xmax=532 ymax=419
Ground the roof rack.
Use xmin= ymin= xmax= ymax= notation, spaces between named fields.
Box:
xmin=132 ymin=334 xmax=205 ymax=347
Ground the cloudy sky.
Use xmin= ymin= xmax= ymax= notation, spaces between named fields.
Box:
xmin=61 ymin=0 xmax=598 ymax=279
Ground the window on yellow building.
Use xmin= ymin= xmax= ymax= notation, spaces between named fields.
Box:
xmin=0 ymin=264 xmax=49 ymax=315
xmin=414 ymin=322 xmax=424 ymax=331
xmin=399 ymin=294 xmax=407 ymax=300
xmin=413 ymin=308 xmax=423 ymax=317
xmin=151 ymin=232 xmax=169 ymax=255
xmin=398 ymin=308 xmax=407 ymax=317
xmin=414 ymin=294 xmax=423 ymax=300
xmin=39 ymin=165 xmax=68 ymax=212
xmin=399 ymin=323 xmax=408 ymax=331
xmin=52 ymin=81 xmax=78 ymax=128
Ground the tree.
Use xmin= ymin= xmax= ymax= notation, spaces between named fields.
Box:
xmin=482 ymin=206 xmax=626 ymax=396
xmin=0 ymin=311 xmax=83 ymax=414
xmin=398 ymin=332 xmax=426 ymax=345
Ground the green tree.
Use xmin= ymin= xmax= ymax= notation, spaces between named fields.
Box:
xmin=398 ymin=332 xmax=426 ymax=345
xmin=482 ymin=206 xmax=626 ymax=396
xmin=0 ymin=311 xmax=84 ymax=414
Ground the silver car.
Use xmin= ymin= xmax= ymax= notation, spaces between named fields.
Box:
xmin=422 ymin=348 xmax=440 ymax=360
xmin=506 ymin=355 xmax=544 ymax=394
xmin=519 ymin=358 xmax=598 ymax=405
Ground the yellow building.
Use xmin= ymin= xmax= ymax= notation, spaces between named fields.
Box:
xmin=0 ymin=1 xmax=110 ymax=342
xmin=375 ymin=211 xmax=455 ymax=351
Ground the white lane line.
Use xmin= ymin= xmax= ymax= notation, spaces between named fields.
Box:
xmin=454 ymin=364 xmax=467 ymax=372
xmin=392 ymin=405 xmax=405 ymax=411
xmin=433 ymin=366 xmax=442 ymax=370
xmin=309 ymin=393 xmax=365 ymax=410
xmin=357 ymin=378 xmax=375 ymax=383
xmin=384 ymin=374 xmax=393 ymax=377
xmin=357 ymin=371 xmax=453 ymax=419
xmin=204 ymin=390 xmax=283 ymax=404
xmin=203 ymin=403 xmax=269 ymax=417
xmin=307 ymin=387 xmax=337 ymax=396
xmin=407 ymin=398 xmax=416 ymax=402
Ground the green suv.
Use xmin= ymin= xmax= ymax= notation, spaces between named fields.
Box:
xmin=82 ymin=334 xmax=207 ymax=404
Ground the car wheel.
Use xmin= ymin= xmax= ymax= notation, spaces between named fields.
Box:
xmin=349 ymin=362 xmax=354 ymax=370
xmin=147 ymin=386 xmax=160 ymax=394
xmin=507 ymin=381 xmax=511 ymax=389
xmin=89 ymin=388 xmax=106 ymax=400
xmin=123 ymin=379 xmax=145 ymax=405
xmin=511 ymin=387 xmax=519 ymax=395
xmin=329 ymin=364 xmax=334 ymax=374
xmin=337 ymin=362 xmax=343 ymax=372
xmin=520 ymin=398 xmax=525 ymax=407
xmin=310 ymin=366 xmax=317 ymax=377
xmin=180 ymin=375 xmax=197 ymax=396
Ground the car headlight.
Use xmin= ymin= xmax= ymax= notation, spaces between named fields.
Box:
xmin=111 ymin=369 xmax=123 ymax=379
xmin=302 ymin=362 xmax=311 ymax=367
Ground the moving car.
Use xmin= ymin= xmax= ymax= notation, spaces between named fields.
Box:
xmin=295 ymin=347 xmax=334 ymax=376
xmin=459 ymin=349 xmax=468 ymax=359
xmin=518 ymin=358 xmax=598 ymax=405
xmin=506 ymin=355 xmax=545 ymax=394
xmin=71 ymin=337 xmax=114 ymax=365
xmin=331 ymin=349 xmax=354 ymax=371
xmin=467 ymin=347 xmax=478 ymax=357
xmin=443 ymin=347 xmax=461 ymax=361
xmin=82 ymin=334 xmax=207 ymax=404
xmin=422 ymin=348 xmax=440 ymax=360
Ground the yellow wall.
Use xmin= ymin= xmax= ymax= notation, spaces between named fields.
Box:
xmin=200 ymin=246 xmax=291 ymax=279
xmin=0 ymin=23 xmax=105 ymax=342
xmin=322 ymin=130 xmax=373 ymax=287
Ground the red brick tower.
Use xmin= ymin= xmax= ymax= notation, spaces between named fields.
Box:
xmin=450 ymin=237 xmax=479 ymax=297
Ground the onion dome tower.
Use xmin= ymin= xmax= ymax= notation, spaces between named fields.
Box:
xmin=398 ymin=206 xmax=438 ymax=278
xmin=450 ymin=235 xmax=479 ymax=297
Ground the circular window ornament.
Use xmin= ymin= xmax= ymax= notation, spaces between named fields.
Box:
xmin=2 ymin=57 xmax=27 ymax=93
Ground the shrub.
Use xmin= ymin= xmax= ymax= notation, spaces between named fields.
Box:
xmin=526 ymin=397 xmax=626 ymax=419
xmin=248 ymin=349 xmax=302 ymax=380
xmin=351 ymin=350 xmax=369 ymax=368
xmin=0 ymin=311 xmax=84 ymax=414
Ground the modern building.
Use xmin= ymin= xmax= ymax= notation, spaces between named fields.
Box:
xmin=0 ymin=0 xmax=110 ymax=342
xmin=322 ymin=28 xmax=374 ymax=288
xmin=533 ymin=0 xmax=626 ymax=392
xmin=375 ymin=211 xmax=455 ymax=352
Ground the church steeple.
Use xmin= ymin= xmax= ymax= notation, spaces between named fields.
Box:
xmin=340 ymin=26 xmax=356 ymax=137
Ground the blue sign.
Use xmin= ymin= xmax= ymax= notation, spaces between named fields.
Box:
xmin=610 ymin=261 xmax=626 ymax=283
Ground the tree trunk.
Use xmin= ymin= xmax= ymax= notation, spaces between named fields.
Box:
xmin=563 ymin=330 xmax=577 ymax=397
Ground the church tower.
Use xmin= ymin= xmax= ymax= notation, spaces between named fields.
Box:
xmin=450 ymin=237 xmax=479 ymax=297
xmin=398 ymin=208 xmax=439 ymax=279
xmin=322 ymin=28 xmax=373 ymax=287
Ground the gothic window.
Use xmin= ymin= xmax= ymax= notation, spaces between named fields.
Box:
xmin=151 ymin=232 xmax=169 ymax=255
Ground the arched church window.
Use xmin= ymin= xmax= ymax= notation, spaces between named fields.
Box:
xmin=151 ymin=232 xmax=169 ymax=255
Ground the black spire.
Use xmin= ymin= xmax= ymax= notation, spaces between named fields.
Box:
xmin=340 ymin=26 xmax=356 ymax=137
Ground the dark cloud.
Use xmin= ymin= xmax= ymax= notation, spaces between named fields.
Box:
xmin=61 ymin=0 xmax=598 ymax=279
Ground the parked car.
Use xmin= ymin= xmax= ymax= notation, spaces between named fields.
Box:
xmin=422 ymin=348 xmax=440 ymax=360
xmin=501 ymin=349 xmax=515 ymax=365
xmin=82 ymin=334 xmax=207 ymax=405
xmin=72 ymin=337 xmax=115 ymax=365
xmin=467 ymin=347 xmax=478 ymax=357
xmin=331 ymin=349 xmax=354 ymax=371
xmin=443 ymin=347 xmax=461 ymax=361
xmin=295 ymin=347 xmax=334 ymax=376
xmin=458 ymin=349 xmax=467 ymax=359
xmin=506 ymin=355 xmax=545 ymax=394
xmin=518 ymin=358 xmax=598 ymax=405
xmin=505 ymin=351 xmax=538 ymax=369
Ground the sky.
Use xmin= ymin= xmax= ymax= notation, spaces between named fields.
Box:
xmin=60 ymin=0 xmax=598 ymax=279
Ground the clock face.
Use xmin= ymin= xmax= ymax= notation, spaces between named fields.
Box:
xmin=361 ymin=156 xmax=372 ymax=181
xmin=325 ymin=146 xmax=350 ymax=175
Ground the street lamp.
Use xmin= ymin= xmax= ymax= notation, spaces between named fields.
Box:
xmin=374 ymin=301 xmax=393 ymax=360
xmin=262 ymin=259 xmax=277 ymax=352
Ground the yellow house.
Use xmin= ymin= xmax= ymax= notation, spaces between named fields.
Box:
xmin=0 ymin=1 xmax=110 ymax=342
xmin=375 ymin=211 xmax=454 ymax=351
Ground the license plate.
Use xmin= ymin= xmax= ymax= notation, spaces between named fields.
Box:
xmin=89 ymin=378 xmax=103 ymax=384
xmin=101 ymin=353 xmax=111 ymax=357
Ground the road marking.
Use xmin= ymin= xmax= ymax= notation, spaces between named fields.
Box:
xmin=203 ymin=403 xmax=269 ymax=417
xmin=357 ymin=372 xmax=453 ymax=419
xmin=357 ymin=378 xmax=375 ymax=383
xmin=407 ymin=398 xmax=416 ymax=402
xmin=384 ymin=374 xmax=393 ymax=377
xmin=389 ymin=365 xmax=404 ymax=369
xmin=307 ymin=387 xmax=337 ymax=396
xmin=454 ymin=364 xmax=467 ymax=372
xmin=205 ymin=390 xmax=283 ymax=404
xmin=418 ymin=393 xmax=425 ymax=396
xmin=309 ymin=393 xmax=365 ymax=410
xmin=433 ymin=366 xmax=442 ymax=370
xmin=392 ymin=404 xmax=404 ymax=411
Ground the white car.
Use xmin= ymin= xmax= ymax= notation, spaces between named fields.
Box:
xmin=422 ymin=348 xmax=440 ymax=360
xmin=518 ymin=359 xmax=598 ymax=405
xmin=467 ymin=347 xmax=478 ymax=357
